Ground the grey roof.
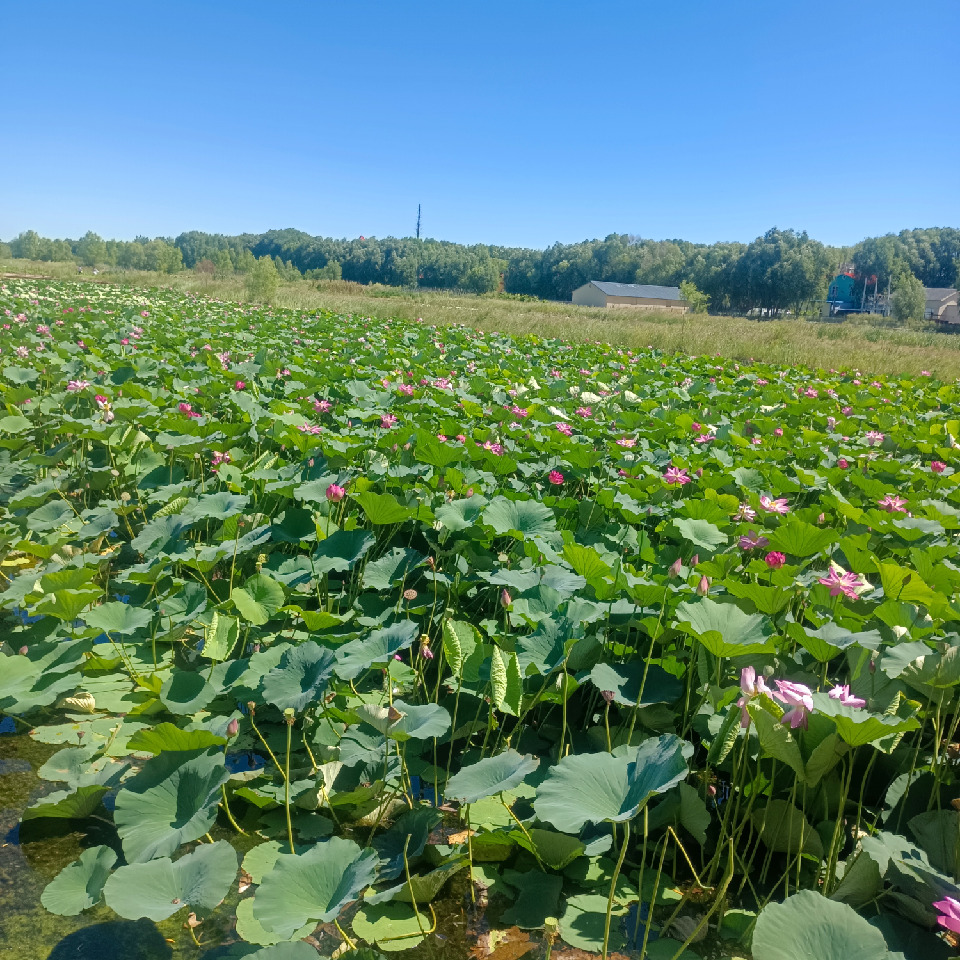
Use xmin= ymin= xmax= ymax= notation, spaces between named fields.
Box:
xmin=924 ymin=287 xmax=959 ymax=301
xmin=589 ymin=281 xmax=683 ymax=301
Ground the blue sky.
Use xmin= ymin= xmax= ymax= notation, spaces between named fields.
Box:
xmin=3 ymin=0 xmax=957 ymax=249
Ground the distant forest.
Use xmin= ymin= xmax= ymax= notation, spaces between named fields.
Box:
xmin=5 ymin=226 xmax=959 ymax=315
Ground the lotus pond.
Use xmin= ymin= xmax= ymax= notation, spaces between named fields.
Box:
xmin=3 ymin=279 xmax=960 ymax=960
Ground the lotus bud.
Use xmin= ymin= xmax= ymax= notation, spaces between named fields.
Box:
xmin=869 ymin=658 xmax=876 ymax=674
xmin=325 ymin=483 xmax=345 ymax=502
xmin=697 ymin=575 xmax=710 ymax=596
xmin=601 ymin=690 xmax=615 ymax=704
xmin=500 ymin=589 xmax=512 ymax=608
xmin=668 ymin=557 xmax=683 ymax=579
xmin=695 ymin=467 xmax=703 ymax=478
xmin=18 ymin=645 xmax=28 ymax=655
xmin=226 ymin=718 xmax=239 ymax=738
xmin=76 ymin=730 xmax=85 ymax=741
xmin=690 ymin=554 xmax=699 ymax=567
xmin=707 ymin=784 xmax=717 ymax=797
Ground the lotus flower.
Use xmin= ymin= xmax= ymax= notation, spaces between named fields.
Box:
xmin=759 ymin=495 xmax=790 ymax=514
xmin=663 ymin=466 xmax=690 ymax=486
xmin=773 ymin=679 xmax=814 ymax=729
xmin=737 ymin=666 xmax=770 ymax=727
xmin=934 ymin=897 xmax=960 ymax=935
xmin=828 ymin=684 xmax=866 ymax=708
xmin=818 ymin=563 xmax=868 ymax=601
xmin=326 ymin=484 xmax=345 ymax=502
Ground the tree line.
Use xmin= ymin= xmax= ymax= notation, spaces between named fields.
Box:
xmin=4 ymin=225 xmax=958 ymax=315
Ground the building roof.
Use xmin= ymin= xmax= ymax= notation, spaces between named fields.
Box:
xmin=588 ymin=281 xmax=683 ymax=301
xmin=924 ymin=287 xmax=959 ymax=302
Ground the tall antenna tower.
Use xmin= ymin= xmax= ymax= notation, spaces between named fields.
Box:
xmin=416 ymin=204 xmax=421 ymax=240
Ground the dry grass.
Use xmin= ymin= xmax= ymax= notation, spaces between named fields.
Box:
xmin=3 ymin=259 xmax=959 ymax=378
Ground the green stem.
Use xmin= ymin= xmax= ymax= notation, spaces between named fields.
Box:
xmin=603 ymin=820 xmax=630 ymax=960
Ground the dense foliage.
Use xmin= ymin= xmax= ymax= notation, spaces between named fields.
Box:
xmin=3 ymin=279 xmax=960 ymax=959
xmin=7 ymin=224 xmax=960 ymax=314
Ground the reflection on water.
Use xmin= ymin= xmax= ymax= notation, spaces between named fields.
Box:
xmin=0 ymin=729 xmax=474 ymax=960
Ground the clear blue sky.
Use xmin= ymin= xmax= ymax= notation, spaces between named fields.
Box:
xmin=3 ymin=0 xmax=957 ymax=250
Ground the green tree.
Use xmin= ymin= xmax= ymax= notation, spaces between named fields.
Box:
xmin=213 ymin=249 xmax=234 ymax=279
xmin=245 ymin=257 xmax=279 ymax=303
xmin=891 ymin=272 xmax=925 ymax=323
xmin=77 ymin=231 xmax=107 ymax=267
xmin=679 ymin=280 xmax=709 ymax=313
xmin=10 ymin=230 xmax=42 ymax=260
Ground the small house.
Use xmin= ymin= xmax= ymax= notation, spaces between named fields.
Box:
xmin=924 ymin=288 xmax=960 ymax=324
xmin=572 ymin=281 xmax=687 ymax=312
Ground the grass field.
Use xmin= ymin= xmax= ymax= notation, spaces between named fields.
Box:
xmin=3 ymin=257 xmax=958 ymax=379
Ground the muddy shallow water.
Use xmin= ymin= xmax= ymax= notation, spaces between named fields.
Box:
xmin=0 ymin=729 xmax=477 ymax=960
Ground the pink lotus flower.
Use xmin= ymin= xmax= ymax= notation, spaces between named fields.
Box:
xmin=500 ymin=589 xmax=512 ymax=607
xmin=663 ymin=466 xmax=691 ymax=486
xmin=759 ymin=495 xmax=790 ymax=514
xmin=865 ymin=430 xmax=885 ymax=446
xmin=818 ymin=564 xmax=868 ymax=600
xmin=773 ymin=427 xmax=783 ymax=437
xmin=737 ymin=666 xmax=770 ymax=727
xmin=764 ymin=551 xmax=786 ymax=569
xmin=548 ymin=470 xmax=564 ymax=485
xmin=934 ymin=897 xmax=960 ymax=935
xmin=828 ymin=684 xmax=866 ymax=708
xmin=556 ymin=422 xmax=574 ymax=436
xmin=326 ymin=484 xmax=345 ymax=502
xmin=734 ymin=503 xmax=756 ymax=522
xmin=575 ymin=406 xmax=592 ymax=418
xmin=616 ymin=436 xmax=635 ymax=448
xmin=211 ymin=451 xmax=231 ymax=470
xmin=739 ymin=529 xmax=769 ymax=551
xmin=437 ymin=434 xmax=447 ymax=442
xmin=380 ymin=414 xmax=398 ymax=429
xmin=696 ymin=575 xmax=710 ymax=595
xmin=66 ymin=379 xmax=90 ymax=392
xmin=668 ymin=556 xmax=683 ymax=578
xmin=314 ymin=399 xmax=331 ymax=413
xmin=773 ymin=679 xmax=813 ymax=729
xmin=931 ymin=461 xmax=947 ymax=473
xmin=235 ymin=380 xmax=246 ymax=390
xmin=878 ymin=494 xmax=908 ymax=513
xmin=837 ymin=457 xmax=850 ymax=469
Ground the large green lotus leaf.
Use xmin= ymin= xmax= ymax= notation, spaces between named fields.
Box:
xmin=261 ymin=642 xmax=336 ymax=713
xmin=387 ymin=701 xmax=451 ymax=741
xmin=103 ymin=840 xmax=237 ymax=922
xmin=311 ymin=529 xmax=376 ymax=575
xmin=909 ymin=810 xmax=960 ymax=877
xmin=560 ymin=892 xmax=628 ymax=953
xmin=335 ymin=621 xmax=419 ymax=681
xmin=671 ymin=517 xmax=727 ymax=552
xmin=160 ymin=670 xmax=215 ymax=715
xmin=235 ymin=897 xmax=316 ymax=946
xmin=766 ymin=520 xmax=838 ymax=557
xmin=435 ymin=496 xmax=488 ymax=532
xmin=509 ymin=827 xmax=585 ymax=870
xmin=362 ymin=547 xmax=425 ymax=590
xmin=34 ymin=587 xmax=103 ymax=622
xmin=114 ymin=747 xmax=230 ymax=862
xmin=372 ymin=809 xmax=443 ymax=882
xmin=351 ymin=902 xmax=427 ymax=952
xmin=131 ymin=514 xmax=192 ymax=556
xmin=445 ymin=750 xmax=540 ymax=804
xmin=0 ymin=413 xmax=33 ymax=433
xmin=500 ymin=868 xmax=562 ymax=928
xmin=812 ymin=693 xmax=920 ymax=747
xmin=587 ymin=661 xmax=682 ymax=707
xmin=41 ymin=845 xmax=117 ymax=916
xmin=232 ymin=574 xmax=285 ymax=626
xmin=183 ymin=490 xmax=250 ymax=521
xmin=22 ymin=785 xmax=111 ymax=821
xmin=562 ymin=543 xmax=612 ymax=583
xmin=751 ymin=890 xmax=897 ymax=960
xmin=253 ymin=837 xmax=379 ymax=940
xmin=534 ymin=735 xmax=688 ymax=832
xmin=750 ymin=799 xmax=823 ymax=857
xmin=674 ymin=597 xmax=774 ymax=658
xmin=125 ymin=723 xmax=226 ymax=754
xmin=483 ymin=496 xmax=557 ymax=539
xmin=27 ymin=500 xmax=75 ymax=533
xmin=84 ymin=601 xmax=154 ymax=635
xmin=353 ymin=491 xmax=412 ymax=526
xmin=366 ymin=856 xmax=467 ymax=905
xmin=785 ymin=622 xmax=882 ymax=663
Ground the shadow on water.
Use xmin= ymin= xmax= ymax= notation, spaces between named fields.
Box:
xmin=47 ymin=921 xmax=173 ymax=960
